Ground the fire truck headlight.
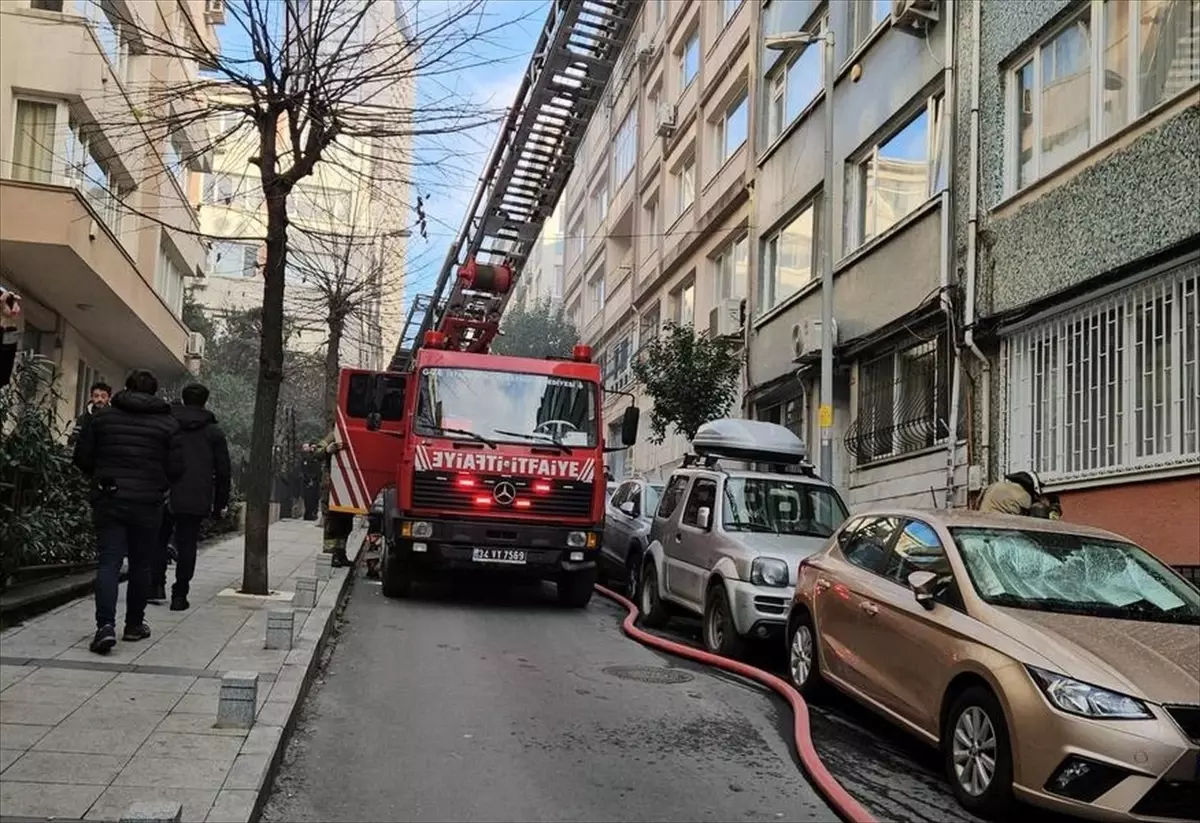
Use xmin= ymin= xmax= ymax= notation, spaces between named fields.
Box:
xmin=411 ymin=521 xmax=433 ymax=539
xmin=567 ymin=531 xmax=588 ymax=548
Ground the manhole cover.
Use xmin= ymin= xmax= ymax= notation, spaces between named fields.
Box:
xmin=602 ymin=665 xmax=695 ymax=684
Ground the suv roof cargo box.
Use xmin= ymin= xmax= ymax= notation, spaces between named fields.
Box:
xmin=691 ymin=418 xmax=808 ymax=465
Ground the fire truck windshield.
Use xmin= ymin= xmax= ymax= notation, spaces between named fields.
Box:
xmin=415 ymin=367 xmax=599 ymax=448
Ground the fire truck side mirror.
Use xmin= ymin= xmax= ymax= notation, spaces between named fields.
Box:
xmin=621 ymin=406 xmax=640 ymax=446
xmin=366 ymin=412 xmax=382 ymax=432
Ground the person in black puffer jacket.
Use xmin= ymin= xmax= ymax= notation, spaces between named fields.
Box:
xmin=152 ymin=383 xmax=231 ymax=611
xmin=74 ymin=369 xmax=184 ymax=655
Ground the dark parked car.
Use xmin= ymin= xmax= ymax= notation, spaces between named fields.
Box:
xmin=599 ymin=477 xmax=664 ymax=594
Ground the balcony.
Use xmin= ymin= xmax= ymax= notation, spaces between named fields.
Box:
xmin=0 ymin=179 xmax=190 ymax=376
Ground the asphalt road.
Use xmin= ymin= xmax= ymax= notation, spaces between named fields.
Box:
xmin=262 ymin=572 xmax=836 ymax=823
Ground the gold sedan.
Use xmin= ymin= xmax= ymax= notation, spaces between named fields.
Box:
xmin=785 ymin=509 xmax=1200 ymax=822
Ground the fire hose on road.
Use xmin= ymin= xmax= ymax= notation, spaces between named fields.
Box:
xmin=595 ymin=583 xmax=878 ymax=823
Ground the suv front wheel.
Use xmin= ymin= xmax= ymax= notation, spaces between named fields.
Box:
xmin=702 ymin=584 xmax=745 ymax=658
xmin=637 ymin=560 xmax=670 ymax=628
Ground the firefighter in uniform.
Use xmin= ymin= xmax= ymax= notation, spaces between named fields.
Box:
xmin=317 ymin=430 xmax=354 ymax=568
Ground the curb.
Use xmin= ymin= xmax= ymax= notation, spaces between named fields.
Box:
xmin=243 ymin=527 xmax=364 ymax=823
xmin=0 ymin=569 xmax=127 ymax=629
xmin=594 ymin=583 xmax=877 ymax=823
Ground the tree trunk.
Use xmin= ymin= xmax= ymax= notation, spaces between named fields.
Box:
xmin=241 ymin=196 xmax=289 ymax=595
xmin=318 ymin=314 xmax=345 ymax=521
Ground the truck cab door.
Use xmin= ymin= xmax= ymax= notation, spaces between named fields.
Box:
xmin=335 ymin=370 xmax=407 ymax=514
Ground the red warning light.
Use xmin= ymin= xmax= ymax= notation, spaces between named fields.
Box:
xmin=572 ymin=344 xmax=592 ymax=362
xmin=456 ymin=475 xmax=477 ymax=488
xmin=473 ymin=495 xmax=492 ymax=506
xmin=515 ymin=499 xmax=532 ymax=509
xmin=532 ymin=481 xmax=551 ymax=493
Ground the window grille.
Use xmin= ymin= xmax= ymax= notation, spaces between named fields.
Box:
xmin=1005 ymin=260 xmax=1199 ymax=483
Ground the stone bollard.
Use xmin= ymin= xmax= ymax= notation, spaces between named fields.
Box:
xmin=216 ymin=671 xmax=258 ymax=729
xmin=315 ymin=553 xmax=332 ymax=581
xmin=265 ymin=609 xmax=294 ymax=650
xmin=120 ymin=801 xmax=182 ymax=823
xmin=293 ymin=577 xmax=318 ymax=609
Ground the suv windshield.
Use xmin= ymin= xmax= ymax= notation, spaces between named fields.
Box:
xmin=950 ymin=527 xmax=1200 ymax=625
xmin=722 ymin=477 xmax=847 ymax=538
xmin=415 ymin=367 xmax=599 ymax=448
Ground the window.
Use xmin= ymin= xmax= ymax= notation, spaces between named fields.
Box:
xmin=164 ymin=131 xmax=187 ymax=192
xmin=156 ymin=245 xmax=186 ymax=317
xmin=642 ymin=198 xmax=659 ymax=259
xmin=608 ymin=333 xmax=633 ymax=388
xmin=613 ymin=108 xmax=637 ymax=184
xmin=590 ymin=271 xmax=606 ymax=311
xmin=592 ymin=180 xmax=609 ymax=225
xmin=657 ymin=475 xmax=690 ymax=519
xmin=721 ymin=0 xmax=741 ymax=26
xmin=884 ymin=520 xmax=954 ymax=583
xmin=203 ymin=173 xmax=237 ymax=205
xmin=61 ymin=113 xmax=126 ymax=234
xmin=32 ymin=1 xmax=66 ymax=10
xmin=673 ymin=280 xmax=695 ymax=327
xmin=639 ymin=303 xmax=661 ymax=349
xmin=12 ymin=99 xmax=57 ymax=183
xmin=759 ymin=197 xmax=819 ymax=314
xmin=77 ymin=0 xmax=126 ymax=78
xmin=840 ymin=516 xmax=905 ymax=573
xmin=1005 ymin=260 xmax=1199 ymax=484
xmin=856 ymin=95 xmax=945 ymax=246
xmin=607 ymin=428 xmax=628 ymax=478
xmin=715 ymin=234 xmax=748 ymax=301
xmin=209 ymin=241 xmax=258 ymax=278
xmin=758 ymin=395 xmax=806 ymax=442
xmin=765 ymin=14 xmax=827 ymax=144
xmin=681 ymin=479 xmax=717 ymax=528
xmin=655 ymin=0 xmax=665 ymax=24
xmin=679 ymin=30 xmax=699 ymax=88
xmin=715 ymin=91 xmax=749 ymax=167
xmin=847 ymin=330 xmax=953 ymax=465
xmin=849 ymin=0 xmax=892 ymax=50
xmin=568 ymin=215 xmax=584 ymax=262
xmin=1010 ymin=1 xmax=1200 ymax=192
xmin=674 ymin=156 xmax=695 ymax=217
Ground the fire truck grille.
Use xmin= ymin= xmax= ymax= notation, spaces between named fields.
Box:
xmin=412 ymin=472 xmax=593 ymax=518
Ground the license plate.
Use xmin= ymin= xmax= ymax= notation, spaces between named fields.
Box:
xmin=472 ymin=548 xmax=527 ymax=565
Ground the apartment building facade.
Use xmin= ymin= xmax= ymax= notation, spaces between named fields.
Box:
xmin=513 ymin=201 xmax=566 ymax=308
xmin=0 ymin=0 xmax=221 ymax=427
xmin=557 ymin=0 xmax=756 ymax=480
xmin=965 ymin=0 xmax=1200 ymax=570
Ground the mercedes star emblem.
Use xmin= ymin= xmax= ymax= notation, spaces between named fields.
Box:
xmin=493 ymin=481 xmax=517 ymax=505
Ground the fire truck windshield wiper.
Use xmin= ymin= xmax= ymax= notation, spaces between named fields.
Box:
xmin=492 ymin=429 xmax=573 ymax=454
xmin=423 ymin=424 xmax=497 ymax=449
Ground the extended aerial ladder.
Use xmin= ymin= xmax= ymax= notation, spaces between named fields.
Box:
xmin=390 ymin=0 xmax=643 ymax=371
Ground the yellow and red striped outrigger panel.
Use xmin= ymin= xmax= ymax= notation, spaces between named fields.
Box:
xmin=328 ymin=407 xmax=372 ymax=515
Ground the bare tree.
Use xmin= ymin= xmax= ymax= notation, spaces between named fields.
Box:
xmin=86 ymin=0 xmax=526 ymax=593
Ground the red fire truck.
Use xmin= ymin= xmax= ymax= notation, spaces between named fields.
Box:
xmin=325 ymin=0 xmax=644 ymax=607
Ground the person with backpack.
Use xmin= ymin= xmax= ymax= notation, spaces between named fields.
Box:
xmin=153 ymin=383 xmax=232 ymax=611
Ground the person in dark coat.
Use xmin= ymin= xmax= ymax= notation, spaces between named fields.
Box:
xmin=73 ymin=369 xmax=183 ymax=655
xmin=153 ymin=383 xmax=231 ymax=611
xmin=300 ymin=442 xmax=323 ymax=520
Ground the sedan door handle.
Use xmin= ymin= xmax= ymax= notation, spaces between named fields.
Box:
xmin=673 ymin=533 xmax=682 ymax=542
xmin=859 ymin=601 xmax=879 ymax=617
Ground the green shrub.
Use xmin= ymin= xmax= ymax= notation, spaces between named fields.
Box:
xmin=0 ymin=355 xmax=96 ymax=583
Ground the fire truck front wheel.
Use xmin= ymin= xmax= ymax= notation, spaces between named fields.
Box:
xmin=557 ymin=569 xmax=596 ymax=608
xmin=380 ymin=546 xmax=414 ymax=599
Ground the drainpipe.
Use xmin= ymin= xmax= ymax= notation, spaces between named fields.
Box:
xmin=940 ymin=0 xmax=959 ymax=508
xmin=963 ymin=0 xmax=991 ymax=484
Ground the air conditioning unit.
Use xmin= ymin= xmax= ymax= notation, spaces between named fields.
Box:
xmin=654 ymin=104 xmax=677 ymax=137
xmin=791 ymin=317 xmax=838 ymax=360
xmin=634 ymin=33 xmax=656 ymax=65
xmin=186 ymin=331 xmax=206 ymax=359
xmin=204 ymin=0 xmax=226 ymax=24
xmin=708 ymin=298 xmax=744 ymax=339
xmin=891 ymin=0 xmax=939 ymax=34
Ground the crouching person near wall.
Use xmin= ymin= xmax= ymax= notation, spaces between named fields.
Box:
xmin=74 ymin=369 xmax=184 ymax=655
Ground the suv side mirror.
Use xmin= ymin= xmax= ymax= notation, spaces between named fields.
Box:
xmin=908 ymin=570 xmax=939 ymax=610
xmin=621 ymin=406 xmax=640 ymax=446
xmin=366 ymin=412 xmax=382 ymax=432
xmin=697 ymin=505 xmax=711 ymax=530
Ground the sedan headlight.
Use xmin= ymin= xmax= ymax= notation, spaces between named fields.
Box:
xmin=750 ymin=557 xmax=789 ymax=588
xmin=1027 ymin=666 xmax=1152 ymax=720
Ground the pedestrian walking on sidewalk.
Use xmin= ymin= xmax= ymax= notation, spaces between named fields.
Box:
xmin=67 ymin=380 xmax=112 ymax=447
xmin=73 ymin=369 xmax=183 ymax=655
xmin=300 ymin=442 xmax=322 ymax=521
xmin=152 ymin=383 xmax=231 ymax=611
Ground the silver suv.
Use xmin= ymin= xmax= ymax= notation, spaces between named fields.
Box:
xmin=636 ymin=419 xmax=849 ymax=658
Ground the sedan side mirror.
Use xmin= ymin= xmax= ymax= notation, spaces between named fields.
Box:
xmin=366 ymin=412 xmax=382 ymax=432
xmin=908 ymin=570 xmax=940 ymax=610
xmin=619 ymin=500 xmax=635 ymax=516
xmin=697 ymin=506 xmax=711 ymax=530
xmin=621 ymin=406 xmax=640 ymax=446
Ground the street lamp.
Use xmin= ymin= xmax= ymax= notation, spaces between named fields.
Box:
xmin=766 ymin=28 xmax=836 ymax=483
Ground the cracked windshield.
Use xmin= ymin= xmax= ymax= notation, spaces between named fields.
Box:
xmin=416 ymin=367 xmax=598 ymax=448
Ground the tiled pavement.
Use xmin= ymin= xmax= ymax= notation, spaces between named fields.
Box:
xmin=0 ymin=519 xmax=361 ymax=822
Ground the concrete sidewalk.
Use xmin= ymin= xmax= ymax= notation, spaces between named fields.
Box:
xmin=0 ymin=519 xmax=360 ymax=822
